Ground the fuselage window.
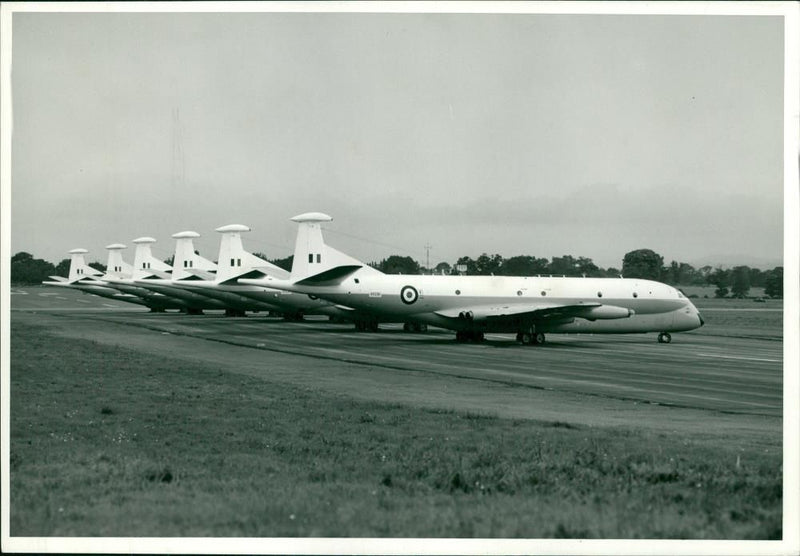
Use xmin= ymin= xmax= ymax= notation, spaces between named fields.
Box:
xmin=541 ymin=291 xmax=547 ymax=296
xmin=354 ymin=278 xmax=360 ymax=284
xmin=237 ymin=258 xmax=241 ymax=267
xmin=597 ymin=291 xmax=603 ymax=298
xmin=316 ymin=254 xmax=321 ymax=263
xmin=308 ymin=254 xmax=314 ymax=263
xmin=517 ymin=290 xmax=522 ymax=296
xmin=455 ymin=290 xmax=461 ymax=295
xmin=230 ymin=258 xmax=235 ymax=266
xmin=633 ymin=292 xmax=638 ymax=298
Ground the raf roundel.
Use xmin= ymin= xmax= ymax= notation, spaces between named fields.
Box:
xmin=400 ymin=285 xmax=419 ymax=305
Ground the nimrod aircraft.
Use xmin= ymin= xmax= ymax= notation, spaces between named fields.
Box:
xmin=243 ymin=213 xmax=704 ymax=345
xmin=119 ymin=230 xmax=257 ymax=315
xmin=42 ymin=246 xmax=184 ymax=310
xmin=98 ymin=237 xmax=213 ymax=312
xmin=162 ymin=224 xmax=386 ymax=322
xmin=135 ymin=225 xmax=299 ymax=316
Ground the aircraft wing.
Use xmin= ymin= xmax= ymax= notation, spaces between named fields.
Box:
xmin=434 ymin=302 xmax=633 ymax=323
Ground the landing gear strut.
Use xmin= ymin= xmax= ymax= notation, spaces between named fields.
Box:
xmin=657 ymin=332 xmax=672 ymax=344
xmin=456 ymin=331 xmax=485 ymax=342
xmin=355 ymin=320 xmax=380 ymax=332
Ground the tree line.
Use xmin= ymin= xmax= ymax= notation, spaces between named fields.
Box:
xmin=10 ymin=252 xmax=105 ymax=286
xmin=12 ymin=248 xmax=783 ymax=298
xmin=367 ymin=248 xmax=783 ymax=298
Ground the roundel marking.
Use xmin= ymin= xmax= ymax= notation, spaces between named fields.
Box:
xmin=400 ymin=285 xmax=419 ymax=305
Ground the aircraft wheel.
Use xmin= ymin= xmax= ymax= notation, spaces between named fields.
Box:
xmin=355 ymin=321 xmax=365 ymax=332
xmin=534 ymin=332 xmax=545 ymax=345
xmin=403 ymin=323 xmax=412 ymax=332
xmin=456 ymin=331 xmax=468 ymax=342
xmin=658 ymin=332 xmax=672 ymax=344
xmin=473 ymin=332 xmax=485 ymax=342
xmin=418 ymin=323 xmax=428 ymax=332
xmin=520 ymin=332 xmax=533 ymax=345
xmin=368 ymin=321 xmax=379 ymax=332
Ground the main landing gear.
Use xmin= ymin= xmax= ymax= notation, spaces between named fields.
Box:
xmin=355 ymin=320 xmax=379 ymax=332
xmin=657 ymin=332 xmax=672 ymax=344
xmin=403 ymin=323 xmax=428 ymax=333
xmin=516 ymin=332 xmax=545 ymax=346
xmin=456 ymin=330 xmax=485 ymax=342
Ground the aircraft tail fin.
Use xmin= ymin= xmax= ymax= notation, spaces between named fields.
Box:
xmin=59 ymin=248 xmax=104 ymax=283
xmin=103 ymin=244 xmax=134 ymax=279
xmin=288 ymin=212 xmax=383 ymax=285
xmin=214 ymin=224 xmax=290 ymax=284
xmin=131 ymin=237 xmax=173 ymax=280
xmin=170 ymin=231 xmax=218 ymax=281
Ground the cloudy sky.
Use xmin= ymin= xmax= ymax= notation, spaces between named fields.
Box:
xmin=8 ymin=5 xmax=789 ymax=270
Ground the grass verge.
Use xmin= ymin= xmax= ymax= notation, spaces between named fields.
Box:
xmin=10 ymin=321 xmax=781 ymax=538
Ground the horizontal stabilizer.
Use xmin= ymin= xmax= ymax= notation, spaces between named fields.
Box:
xmin=148 ymin=268 xmax=172 ymax=280
xmin=294 ymin=265 xmax=362 ymax=286
xmin=183 ymin=268 xmax=217 ymax=281
xmin=218 ymin=269 xmax=267 ymax=286
xmin=46 ymin=276 xmax=69 ymax=283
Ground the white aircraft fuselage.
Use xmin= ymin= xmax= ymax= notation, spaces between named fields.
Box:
xmin=271 ymin=273 xmax=704 ymax=335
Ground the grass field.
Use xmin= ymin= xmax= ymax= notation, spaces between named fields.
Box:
xmin=9 ymin=320 xmax=782 ymax=538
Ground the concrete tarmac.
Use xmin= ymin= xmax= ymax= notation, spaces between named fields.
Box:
xmin=10 ymin=286 xmax=783 ymax=445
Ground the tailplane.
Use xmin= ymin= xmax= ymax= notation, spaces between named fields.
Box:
xmin=289 ymin=212 xmax=383 ymax=285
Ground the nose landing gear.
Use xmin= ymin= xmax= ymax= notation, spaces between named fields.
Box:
xmin=657 ymin=332 xmax=672 ymax=343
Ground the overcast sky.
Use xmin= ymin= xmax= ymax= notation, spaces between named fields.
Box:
xmin=8 ymin=6 xmax=788 ymax=270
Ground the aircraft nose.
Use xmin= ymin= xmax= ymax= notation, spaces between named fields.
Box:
xmin=698 ymin=312 xmax=705 ymax=327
